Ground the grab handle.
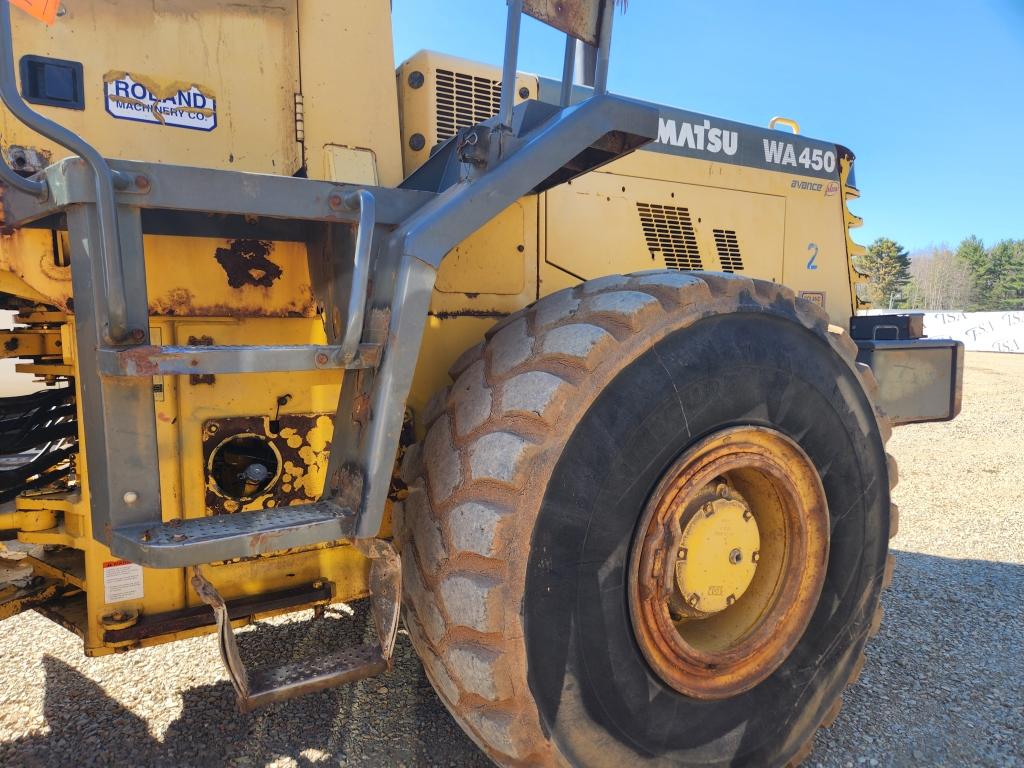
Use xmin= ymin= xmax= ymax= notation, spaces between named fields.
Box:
xmin=769 ymin=116 xmax=801 ymax=135
xmin=0 ymin=3 xmax=132 ymax=341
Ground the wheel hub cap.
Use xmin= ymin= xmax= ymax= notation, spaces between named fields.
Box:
xmin=675 ymin=492 xmax=760 ymax=616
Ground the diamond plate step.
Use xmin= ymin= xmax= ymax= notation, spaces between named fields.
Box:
xmin=244 ymin=644 xmax=388 ymax=711
xmin=111 ymin=502 xmax=355 ymax=569
xmin=191 ymin=539 xmax=401 ymax=711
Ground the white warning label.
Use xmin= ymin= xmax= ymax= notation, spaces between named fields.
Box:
xmin=102 ymin=559 xmax=144 ymax=604
xmin=104 ymin=72 xmax=217 ymax=132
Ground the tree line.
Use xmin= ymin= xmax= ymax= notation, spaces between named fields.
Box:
xmin=858 ymin=236 xmax=1024 ymax=311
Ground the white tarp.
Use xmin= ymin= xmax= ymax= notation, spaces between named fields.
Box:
xmin=862 ymin=310 xmax=1024 ymax=354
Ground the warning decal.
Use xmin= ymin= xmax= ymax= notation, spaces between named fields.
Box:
xmin=104 ymin=71 xmax=217 ymax=132
xmin=102 ymin=559 xmax=144 ymax=604
xmin=8 ymin=0 xmax=59 ymax=25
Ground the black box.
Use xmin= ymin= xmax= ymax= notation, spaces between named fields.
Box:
xmin=850 ymin=314 xmax=925 ymax=341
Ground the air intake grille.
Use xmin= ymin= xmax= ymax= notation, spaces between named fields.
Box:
xmin=713 ymin=229 xmax=744 ymax=272
xmin=435 ymin=69 xmax=502 ymax=142
xmin=637 ymin=202 xmax=703 ymax=271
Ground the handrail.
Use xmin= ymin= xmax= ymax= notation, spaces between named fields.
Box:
xmin=340 ymin=189 xmax=375 ymax=364
xmin=498 ymin=0 xmax=524 ymax=129
xmin=0 ymin=2 xmax=132 ymax=341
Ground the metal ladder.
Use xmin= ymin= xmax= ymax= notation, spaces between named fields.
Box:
xmin=0 ymin=0 xmax=657 ymax=708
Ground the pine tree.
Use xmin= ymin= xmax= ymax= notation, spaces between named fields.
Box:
xmin=863 ymin=237 xmax=912 ymax=308
xmin=987 ymin=240 xmax=1024 ymax=310
xmin=956 ymin=235 xmax=990 ymax=310
xmin=956 ymin=236 xmax=1024 ymax=310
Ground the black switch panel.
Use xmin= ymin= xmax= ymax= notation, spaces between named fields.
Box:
xmin=20 ymin=55 xmax=85 ymax=110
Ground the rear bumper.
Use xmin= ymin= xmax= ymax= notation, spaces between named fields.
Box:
xmin=855 ymin=338 xmax=964 ymax=425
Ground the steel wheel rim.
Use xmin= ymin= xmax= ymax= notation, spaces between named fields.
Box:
xmin=628 ymin=426 xmax=830 ymax=699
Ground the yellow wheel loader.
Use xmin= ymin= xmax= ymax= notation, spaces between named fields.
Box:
xmin=0 ymin=1 xmax=962 ymax=765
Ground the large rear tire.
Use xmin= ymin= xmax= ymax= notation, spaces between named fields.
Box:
xmin=396 ymin=272 xmax=895 ymax=767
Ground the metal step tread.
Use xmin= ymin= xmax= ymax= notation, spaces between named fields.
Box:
xmin=246 ymin=643 xmax=387 ymax=705
xmin=111 ymin=502 xmax=355 ymax=568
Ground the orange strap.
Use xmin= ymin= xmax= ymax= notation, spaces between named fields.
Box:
xmin=8 ymin=0 xmax=59 ymax=25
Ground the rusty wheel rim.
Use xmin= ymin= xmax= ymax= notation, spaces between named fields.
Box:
xmin=628 ymin=426 xmax=829 ymax=699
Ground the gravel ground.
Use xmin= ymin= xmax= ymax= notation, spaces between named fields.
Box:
xmin=1 ymin=352 xmax=1021 ymax=767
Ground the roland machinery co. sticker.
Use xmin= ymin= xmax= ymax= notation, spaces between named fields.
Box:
xmin=104 ymin=71 xmax=217 ymax=132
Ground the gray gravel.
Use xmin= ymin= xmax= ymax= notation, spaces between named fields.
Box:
xmin=808 ymin=352 xmax=1024 ymax=768
xmin=1 ymin=352 xmax=1021 ymax=767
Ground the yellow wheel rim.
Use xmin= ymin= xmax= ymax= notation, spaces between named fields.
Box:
xmin=628 ymin=426 xmax=829 ymax=699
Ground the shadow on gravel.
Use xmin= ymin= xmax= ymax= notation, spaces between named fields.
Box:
xmin=2 ymin=552 xmax=1020 ymax=767
xmin=3 ymin=603 xmax=488 ymax=768
xmin=810 ymin=550 xmax=1023 ymax=767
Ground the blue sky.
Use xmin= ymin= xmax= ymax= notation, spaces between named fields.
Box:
xmin=393 ymin=0 xmax=1024 ymax=254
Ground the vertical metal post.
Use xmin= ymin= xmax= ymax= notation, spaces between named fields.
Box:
xmin=66 ymin=203 xmax=162 ymax=543
xmin=560 ymin=34 xmax=576 ymax=106
xmin=593 ymin=0 xmax=615 ymax=94
xmin=574 ymin=40 xmax=597 ymax=87
xmin=498 ymin=0 xmax=524 ymax=128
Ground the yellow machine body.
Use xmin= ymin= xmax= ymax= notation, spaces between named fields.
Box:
xmin=0 ymin=3 xmax=865 ymax=655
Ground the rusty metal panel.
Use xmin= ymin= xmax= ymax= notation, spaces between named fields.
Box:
xmin=522 ymin=0 xmax=604 ymax=46
xmin=202 ymin=413 xmax=334 ymax=516
xmin=855 ymin=339 xmax=964 ymax=424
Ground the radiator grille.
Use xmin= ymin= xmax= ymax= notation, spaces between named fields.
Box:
xmin=435 ymin=68 xmax=502 ymax=142
xmin=637 ymin=202 xmax=703 ymax=271
xmin=713 ymin=229 xmax=744 ymax=272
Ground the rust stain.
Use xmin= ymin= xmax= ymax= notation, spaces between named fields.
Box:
xmin=332 ymin=464 xmax=364 ymax=510
xmin=428 ymin=309 xmax=509 ymax=320
xmin=187 ymin=335 xmax=215 ymax=386
xmin=147 ymin=285 xmax=316 ymax=318
xmin=118 ymin=345 xmax=161 ymax=377
xmin=523 ymin=0 xmax=604 ymax=46
xmin=214 ymin=239 xmax=283 ymax=289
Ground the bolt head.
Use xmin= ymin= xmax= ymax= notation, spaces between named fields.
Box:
xmin=328 ymin=194 xmax=344 ymax=210
xmin=123 ymin=491 xmax=139 ymax=505
xmin=315 ymin=352 xmax=329 ymax=365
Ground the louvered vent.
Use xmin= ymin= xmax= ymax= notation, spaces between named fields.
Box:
xmin=713 ymin=229 xmax=744 ymax=272
xmin=435 ymin=68 xmax=502 ymax=142
xmin=637 ymin=202 xmax=703 ymax=271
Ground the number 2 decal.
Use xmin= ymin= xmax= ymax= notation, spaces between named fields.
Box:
xmin=806 ymin=243 xmax=819 ymax=270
